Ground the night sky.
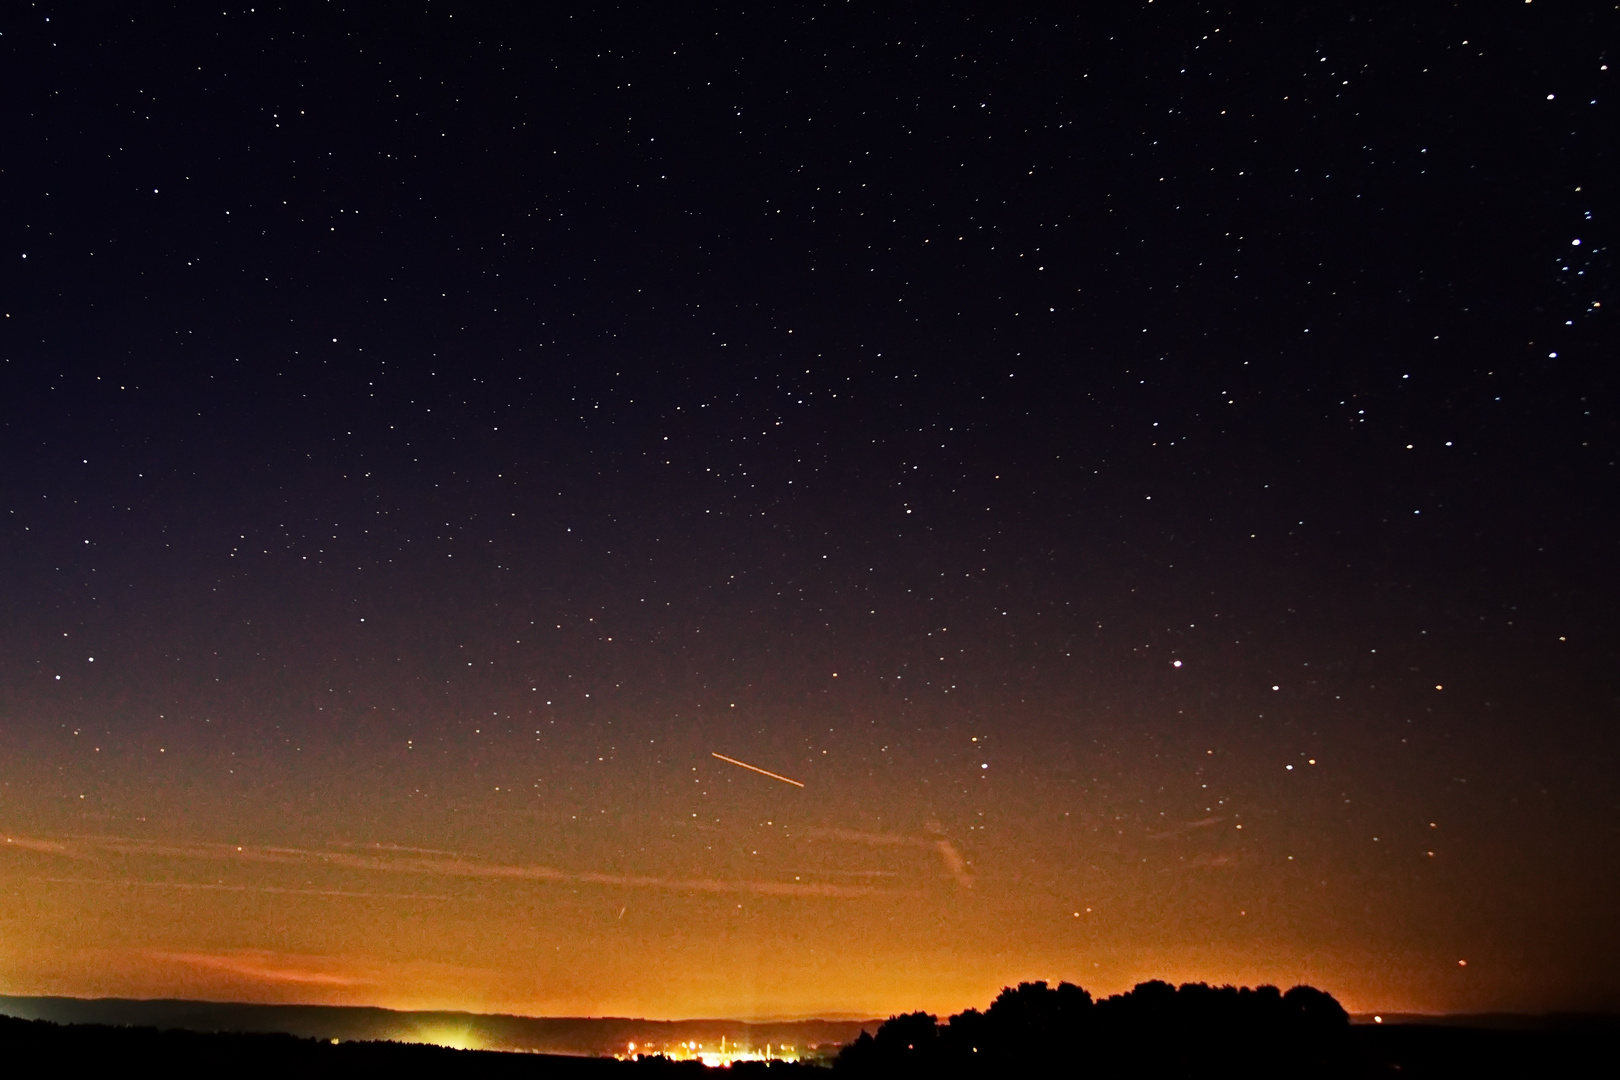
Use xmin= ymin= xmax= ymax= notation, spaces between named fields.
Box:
xmin=2 ymin=2 xmax=1616 ymax=1020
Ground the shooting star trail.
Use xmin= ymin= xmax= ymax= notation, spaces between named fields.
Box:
xmin=711 ymin=752 xmax=805 ymax=788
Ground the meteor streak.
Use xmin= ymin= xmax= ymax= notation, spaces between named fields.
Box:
xmin=711 ymin=752 xmax=805 ymax=788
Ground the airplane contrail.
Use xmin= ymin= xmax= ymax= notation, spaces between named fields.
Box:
xmin=711 ymin=752 xmax=805 ymax=788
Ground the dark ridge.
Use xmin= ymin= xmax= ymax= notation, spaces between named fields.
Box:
xmin=0 ymin=1013 xmax=816 ymax=1075
xmin=0 ymin=995 xmax=870 ymax=1060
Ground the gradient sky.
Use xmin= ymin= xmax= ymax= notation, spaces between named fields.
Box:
xmin=1 ymin=2 xmax=1616 ymax=1020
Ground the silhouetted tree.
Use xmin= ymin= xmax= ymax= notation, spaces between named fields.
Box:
xmin=835 ymin=1012 xmax=942 ymax=1074
xmin=1283 ymin=984 xmax=1350 ymax=1030
xmin=835 ymin=978 xmax=1354 ymax=1078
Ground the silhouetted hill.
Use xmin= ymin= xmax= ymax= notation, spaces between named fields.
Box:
xmin=0 ymin=995 xmax=868 ymax=1061
xmin=0 ymin=1014 xmax=821 ymax=1076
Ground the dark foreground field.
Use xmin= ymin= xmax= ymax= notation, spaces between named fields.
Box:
xmin=1349 ymin=1021 xmax=1615 ymax=1077
xmin=4 ymin=1012 xmax=1615 ymax=1078
xmin=0 ymin=1013 xmax=802 ymax=1076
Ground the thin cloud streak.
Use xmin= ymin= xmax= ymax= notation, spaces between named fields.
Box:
xmin=3 ymin=836 xmax=83 ymax=856
xmin=932 ymin=839 xmax=974 ymax=888
xmin=152 ymin=950 xmax=374 ymax=986
xmin=31 ymin=876 xmax=453 ymax=901
xmin=5 ymin=834 xmax=889 ymax=899
xmin=801 ymin=827 xmax=973 ymax=887
xmin=802 ymin=827 xmax=936 ymax=848
xmin=1148 ymin=816 xmax=1227 ymax=841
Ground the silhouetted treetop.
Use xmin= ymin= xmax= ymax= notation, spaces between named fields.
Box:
xmin=836 ymin=978 xmax=1353 ymax=1078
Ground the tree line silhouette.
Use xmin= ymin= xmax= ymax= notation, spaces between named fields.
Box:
xmin=836 ymin=979 xmax=1354 ymax=1078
